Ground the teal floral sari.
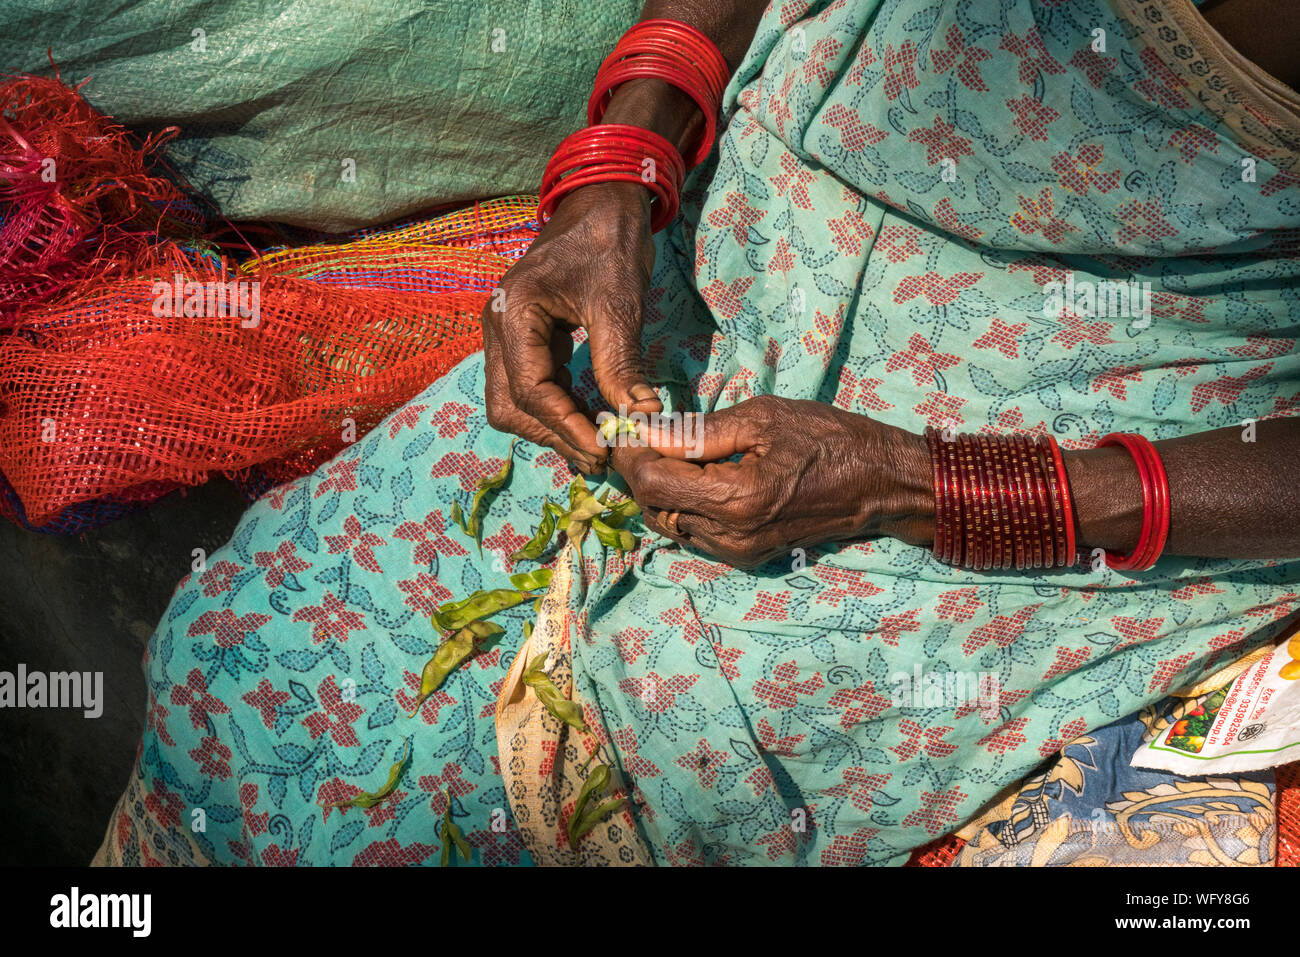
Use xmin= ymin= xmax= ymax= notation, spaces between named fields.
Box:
xmin=103 ymin=0 xmax=1300 ymax=866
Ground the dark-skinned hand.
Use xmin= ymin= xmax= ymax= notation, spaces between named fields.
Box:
xmin=611 ymin=395 xmax=933 ymax=569
xmin=482 ymin=181 xmax=665 ymax=474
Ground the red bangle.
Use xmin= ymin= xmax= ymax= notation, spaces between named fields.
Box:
xmin=1045 ymin=434 xmax=1077 ymax=566
xmin=1139 ymin=439 xmax=1171 ymax=568
xmin=1098 ymin=433 xmax=1170 ymax=571
xmin=980 ymin=435 xmax=1012 ymax=569
xmin=538 ymin=124 xmax=685 ymax=232
xmin=971 ymin=435 xmax=1001 ymax=570
xmin=925 ymin=428 xmax=948 ymax=565
xmin=588 ymin=19 xmax=730 ymax=168
xmin=956 ymin=434 xmax=985 ymax=569
xmin=1001 ymin=436 xmax=1029 ymax=571
xmin=1025 ymin=437 xmax=1053 ymax=569
xmin=540 ymin=125 xmax=686 ymax=196
xmin=1010 ymin=436 xmax=1044 ymax=570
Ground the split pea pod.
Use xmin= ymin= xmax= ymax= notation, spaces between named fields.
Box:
xmin=597 ymin=415 xmax=640 ymax=445
xmin=326 ymin=741 xmax=409 ymax=809
xmin=409 ymin=621 xmax=503 ymax=716
xmin=522 ymin=652 xmax=588 ymax=733
xmin=590 ymin=515 xmax=637 ymax=553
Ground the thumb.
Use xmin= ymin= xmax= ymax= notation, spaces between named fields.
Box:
xmin=584 ymin=290 xmax=662 ymax=417
xmin=649 ymin=404 xmax=760 ymax=462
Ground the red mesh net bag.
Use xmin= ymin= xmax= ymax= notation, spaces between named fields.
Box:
xmin=0 ymin=197 xmax=538 ymax=528
xmin=0 ymin=70 xmax=540 ymax=531
xmin=904 ymin=833 xmax=965 ymax=866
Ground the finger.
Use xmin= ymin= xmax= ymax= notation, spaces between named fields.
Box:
xmin=499 ymin=297 xmax=604 ymax=461
xmin=642 ymin=506 xmax=692 ymax=549
xmin=645 ymin=404 xmax=762 ymax=461
xmin=644 ymin=506 xmax=780 ymax=569
xmin=484 ymin=330 xmax=600 ymax=472
xmin=613 ymin=444 xmax=740 ymax=515
xmin=583 ymin=290 xmax=662 ymax=417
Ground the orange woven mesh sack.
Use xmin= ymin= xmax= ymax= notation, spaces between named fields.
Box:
xmin=0 ymin=196 xmax=539 ymax=527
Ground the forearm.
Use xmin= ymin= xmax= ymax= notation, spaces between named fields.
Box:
xmin=598 ymin=1 xmax=767 ymax=156
xmin=886 ymin=418 xmax=1300 ymax=561
xmin=1065 ymin=418 xmax=1300 ymax=559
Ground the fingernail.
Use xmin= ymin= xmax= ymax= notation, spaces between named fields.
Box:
xmin=629 ymin=383 xmax=659 ymax=405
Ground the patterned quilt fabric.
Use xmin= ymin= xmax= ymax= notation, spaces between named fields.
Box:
xmin=102 ymin=0 xmax=1300 ymax=866
xmin=954 ymin=694 xmax=1277 ymax=866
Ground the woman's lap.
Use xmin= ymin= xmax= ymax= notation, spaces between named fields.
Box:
xmin=107 ymin=356 xmax=556 ymax=866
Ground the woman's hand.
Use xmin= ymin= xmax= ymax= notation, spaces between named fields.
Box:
xmin=612 ymin=395 xmax=935 ymax=568
xmin=482 ymin=180 xmax=664 ymax=473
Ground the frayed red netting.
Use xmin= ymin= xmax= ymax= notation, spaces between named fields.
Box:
xmin=0 ymin=68 xmax=198 ymax=323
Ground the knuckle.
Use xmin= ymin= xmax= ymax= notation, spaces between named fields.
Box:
xmin=599 ymin=288 xmax=642 ymax=327
xmin=748 ymin=393 xmax=783 ymax=421
xmin=484 ymin=398 xmax=511 ymax=432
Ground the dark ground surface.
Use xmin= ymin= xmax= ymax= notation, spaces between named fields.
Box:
xmin=0 ymin=480 xmax=248 ymax=865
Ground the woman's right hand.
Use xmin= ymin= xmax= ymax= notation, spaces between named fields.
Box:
xmin=482 ymin=180 xmax=665 ymax=473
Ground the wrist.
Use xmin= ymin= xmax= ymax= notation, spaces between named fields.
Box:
xmin=599 ymin=78 xmax=703 ymax=160
xmin=1062 ymin=445 xmax=1143 ymax=553
xmin=864 ymin=426 xmax=934 ymax=546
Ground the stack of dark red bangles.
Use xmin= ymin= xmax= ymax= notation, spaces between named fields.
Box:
xmin=538 ymin=18 xmax=730 ymax=232
xmin=924 ymin=428 xmax=1171 ymax=572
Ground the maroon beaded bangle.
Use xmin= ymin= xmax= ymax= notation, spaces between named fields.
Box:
xmin=1034 ymin=436 xmax=1067 ymax=567
xmin=1001 ymin=435 xmax=1029 ymax=571
xmin=960 ymin=433 xmax=984 ymax=568
xmin=1012 ymin=436 xmax=1047 ymax=570
xmin=928 ymin=430 xmax=1078 ymax=570
xmin=978 ymin=436 xmax=1003 ymax=569
xmin=942 ymin=432 xmax=965 ymax=565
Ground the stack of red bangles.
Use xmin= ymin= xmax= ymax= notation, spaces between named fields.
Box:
xmin=924 ymin=429 xmax=1170 ymax=572
xmin=1096 ymin=432 xmax=1171 ymax=570
xmin=538 ymin=18 xmax=730 ymax=233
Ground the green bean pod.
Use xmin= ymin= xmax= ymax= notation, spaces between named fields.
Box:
xmin=431 ymin=587 xmax=532 ymax=633
xmin=522 ymin=652 xmax=588 ymax=733
xmin=409 ymin=621 xmax=502 ymax=716
xmin=567 ymin=763 xmax=624 ymax=848
xmin=451 ymin=439 xmax=517 ymax=553
xmin=511 ymin=502 xmax=566 ymax=562
xmin=440 ymin=789 xmax=471 ymax=866
xmin=590 ymin=516 xmax=637 ymax=553
xmin=508 ymin=567 xmax=553 ymax=593
xmin=327 ymin=741 xmax=409 ymax=809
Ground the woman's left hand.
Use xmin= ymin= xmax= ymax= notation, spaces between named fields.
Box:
xmin=611 ymin=395 xmax=934 ymax=568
